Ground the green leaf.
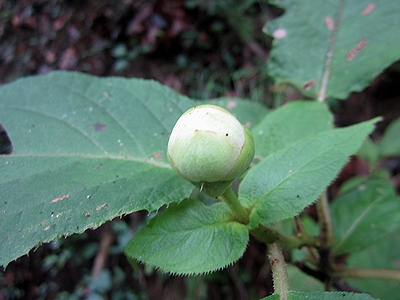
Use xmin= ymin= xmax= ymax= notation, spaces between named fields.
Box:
xmin=0 ymin=72 xmax=192 ymax=267
xmin=346 ymin=228 xmax=400 ymax=299
xmin=0 ymin=71 xmax=262 ymax=267
xmin=379 ymin=116 xmax=400 ymax=156
xmin=124 ymin=199 xmax=249 ymax=275
xmin=265 ymin=0 xmax=400 ymax=100
xmin=331 ymin=175 xmax=400 ymax=254
xmin=261 ymin=291 xmax=377 ymax=300
xmin=251 ymin=101 xmax=333 ymax=158
xmin=239 ymin=119 xmax=378 ymax=227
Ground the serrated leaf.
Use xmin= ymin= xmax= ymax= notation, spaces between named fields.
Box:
xmin=239 ymin=119 xmax=378 ymax=227
xmin=261 ymin=291 xmax=377 ymax=300
xmin=346 ymin=228 xmax=400 ymax=299
xmin=265 ymin=0 xmax=400 ymax=100
xmin=124 ymin=199 xmax=249 ymax=275
xmin=331 ymin=175 xmax=400 ymax=254
xmin=0 ymin=71 xmax=263 ymax=267
xmin=251 ymin=101 xmax=333 ymax=158
xmin=379 ymin=116 xmax=400 ymax=156
xmin=0 ymin=72 xmax=193 ymax=267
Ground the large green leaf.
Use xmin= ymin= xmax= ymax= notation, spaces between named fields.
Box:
xmin=265 ymin=0 xmax=400 ymax=100
xmin=331 ymin=175 xmax=400 ymax=254
xmin=262 ymin=291 xmax=377 ymax=300
xmin=124 ymin=199 xmax=249 ymax=275
xmin=239 ymin=119 xmax=378 ymax=228
xmin=251 ymin=101 xmax=333 ymax=158
xmin=0 ymin=71 xmax=265 ymax=267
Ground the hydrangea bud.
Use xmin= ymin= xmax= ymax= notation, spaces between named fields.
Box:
xmin=167 ymin=105 xmax=255 ymax=197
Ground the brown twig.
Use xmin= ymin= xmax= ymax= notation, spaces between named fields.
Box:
xmin=91 ymin=223 xmax=114 ymax=279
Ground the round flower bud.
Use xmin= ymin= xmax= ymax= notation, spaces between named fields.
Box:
xmin=167 ymin=105 xmax=255 ymax=197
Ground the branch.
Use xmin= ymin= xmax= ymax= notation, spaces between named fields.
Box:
xmin=91 ymin=224 xmax=114 ymax=279
xmin=316 ymin=192 xmax=335 ymax=289
xmin=332 ymin=268 xmax=400 ymax=282
xmin=316 ymin=192 xmax=334 ymax=249
xmin=250 ymin=225 xmax=320 ymax=250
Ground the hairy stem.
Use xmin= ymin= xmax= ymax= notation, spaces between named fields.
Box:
xmin=268 ymin=241 xmax=289 ymax=300
xmin=332 ymin=268 xmax=400 ymax=282
xmin=219 ymin=186 xmax=249 ymax=224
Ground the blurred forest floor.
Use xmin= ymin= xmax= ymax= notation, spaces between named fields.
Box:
xmin=1 ymin=1 xmax=400 ymax=299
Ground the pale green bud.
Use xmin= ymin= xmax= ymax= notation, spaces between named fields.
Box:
xmin=167 ymin=105 xmax=255 ymax=197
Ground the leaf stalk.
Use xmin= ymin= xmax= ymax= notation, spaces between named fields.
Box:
xmin=219 ymin=186 xmax=249 ymax=224
xmin=250 ymin=225 xmax=320 ymax=250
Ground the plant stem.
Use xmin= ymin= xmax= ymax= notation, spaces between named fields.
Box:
xmin=250 ymin=225 xmax=279 ymax=244
xmin=316 ymin=192 xmax=334 ymax=289
xmin=316 ymin=192 xmax=334 ymax=248
xmin=332 ymin=268 xmax=400 ymax=282
xmin=220 ymin=186 xmax=249 ymax=224
xmin=250 ymin=225 xmax=320 ymax=250
xmin=268 ymin=241 xmax=289 ymax=300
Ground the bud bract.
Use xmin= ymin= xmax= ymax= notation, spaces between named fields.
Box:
xmin=167 ymin=105 xmax=255 ymax=197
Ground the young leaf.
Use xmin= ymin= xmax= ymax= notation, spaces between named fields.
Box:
xmin=251 ymin=101 xmax=333 ymax=158
xmin=124 ymin=199 xmax=249 ymax=275
xmin=261 ymin=291 xmax=377 ymax=300
xmin=331 ymin=175 xmax=400 ymax=254
xmin=0 ymin=71 xmax=264 ymax=267
xmin=265 ymin=1 xmax=400 ymax=100
xmin=239 ymin=118 xmax=378 ymax=228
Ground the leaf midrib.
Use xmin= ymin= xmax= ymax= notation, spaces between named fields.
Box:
xmin=0 ymin=153 xmax=170 ymax=167
xmin=318 ymin=0 xmax=344 ymax=101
